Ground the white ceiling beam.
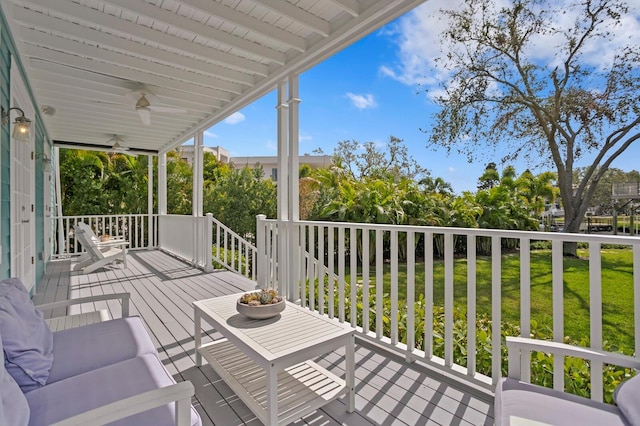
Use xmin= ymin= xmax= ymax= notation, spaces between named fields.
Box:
xmin=22 ymin=0 xmax=270 ymax=76
xmin=102 ymin=0 xmax=286 ymax=64
xmin=33 ymin=83 xmax=216 ymax=115
xmin=251 ymin=1 xmax=331 ymax=37
xmin=49 ymin=122 xmax=188 ymax=140
xmin=174 ymin=0 xmax=306 ymax=52
xmin=13 ymin=6 xmax=256 ymax=86
xmin=20 ymin=28 xmax=244 ymax=95
xmin=28 ymin=66 xmax=224 ymax=110
xmin=327 ymin=0 xmax=360 ymax=17
xmin=35 ymin=95 xmax=205 ymax=126
xmin=49 ymin=120 xmax=189 ymax=139
xmin=22 ymin=44 xmax=235 ymax=102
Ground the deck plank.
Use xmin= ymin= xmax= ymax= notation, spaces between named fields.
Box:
xmin=35 ymin=250 xmax=494 ymax=426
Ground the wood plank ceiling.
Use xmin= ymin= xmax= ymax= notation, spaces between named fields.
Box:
xmin=1 ymin=0 xmax=426 ymax=154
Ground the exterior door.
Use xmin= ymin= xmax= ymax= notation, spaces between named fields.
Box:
xmin=10 ymin=62 xmax=35 ymax=291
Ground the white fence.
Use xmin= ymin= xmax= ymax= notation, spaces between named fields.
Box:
xmin=52 ymin=214 xmax=157 ymax=257
xmin=256 ymin=217 xmax=640 ymax=397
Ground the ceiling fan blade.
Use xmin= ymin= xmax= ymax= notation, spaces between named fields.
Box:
xmin=137 ymin=107 xmax=151 ymax=126
xmin=149 ymin=106 xmax=187 ymax=113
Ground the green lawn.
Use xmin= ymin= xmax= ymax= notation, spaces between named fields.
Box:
xmin=344 ymin=249 xmax=635 ymax=351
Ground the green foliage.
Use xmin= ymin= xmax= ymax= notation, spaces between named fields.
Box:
xmin=204 ymin=165 xmax=276 ymax=243
xmin=60 ymin=149 xmax=150 ymax=215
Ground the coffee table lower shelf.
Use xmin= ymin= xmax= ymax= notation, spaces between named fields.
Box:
xmin=198 ymin=338 xmax=347 ymax=425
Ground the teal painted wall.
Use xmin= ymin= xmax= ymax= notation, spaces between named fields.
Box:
xmin=0 ymin=22 xmax=11 ymax=280
xmin=35 ymin=119 xmax=45 ymax=281
xmin=0 ymin=8 xmax=52 ymax=285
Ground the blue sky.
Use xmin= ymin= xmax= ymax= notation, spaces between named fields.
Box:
xmin=202 ymin=1 xmax=640 ymax=194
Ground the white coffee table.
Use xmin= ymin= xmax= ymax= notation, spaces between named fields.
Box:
xmin=194 ymin=293 xmax=355 ymax=425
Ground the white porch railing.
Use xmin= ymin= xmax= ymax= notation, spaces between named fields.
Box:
xmin=256 ymin=217 xmax=640 ymax=397
xmin=158 ymin=214 xmax=256 ymax=279
xmin=52 ymin=214 xmax=158 ymax=257
xmin=158 ymin=214 xmax=212 ymax=271
xmin=211 ymin=216 xmax=257 ymax=281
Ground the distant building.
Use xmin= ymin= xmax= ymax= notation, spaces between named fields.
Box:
xmin=178 ymin=145 xmax=332 ymax=180
xmin=230 ymin=154 xmax=333 ymax=181
xmin=178 ymin=145 xmax=230 ymax=164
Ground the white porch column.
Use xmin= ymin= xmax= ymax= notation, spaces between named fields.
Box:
xmin=193 ymin=133 xmax=204 ymax=217
xmin=158 ymin=152 xmax=167 ymax=215
xmin=193 ymin=133 xmax=204 ymax=267
xmin=287 ymin=74 xmax=301 ymax=301
xmin=276 ymin=81 xmax=290 ymax=299
xmin=147 ymin=155 xmax=154 ymax=249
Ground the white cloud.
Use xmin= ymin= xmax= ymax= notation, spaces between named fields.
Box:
xmin=299 ymin=133 xmax=313 ymax=142
xmin=381 ymin=1 xmax=640 ymax=88
xmin=346 ymin=93 xmax=377 ymax=109
xmin=204 ymin=130 xmax=218 ymax=138
xmin=224 ymin=111 xmax=246 ymax=125
xmin=448 ymin=166 xmax=456 ymax=172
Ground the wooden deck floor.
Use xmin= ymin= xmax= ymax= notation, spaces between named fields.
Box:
xmin=33 ymin=250 xmax=494 ymax=425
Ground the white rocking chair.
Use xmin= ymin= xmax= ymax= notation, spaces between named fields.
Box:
xmin=73 ymin=226 xmax=129 ymax=274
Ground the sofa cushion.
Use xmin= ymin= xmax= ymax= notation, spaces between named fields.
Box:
xmin=47 ymin=316 xmax=157 ymax=384
xmin=495 ymin=378 xmax=626 ymax=426
xmin=0 ymin=332 xmax=30 ymax=426
xmin=0 ymin=278 xmax=53 ymax=392
xmin=26 ymin=353 xmax=201 ymax=426
xmin=613 ymin=373 xmax=640 ymax=425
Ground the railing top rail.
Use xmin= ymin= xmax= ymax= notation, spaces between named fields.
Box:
xmin=53 ymin=214 xmax=156 ymax=219
xmin=258 ymin=218 xmax=640 ymax=245
xmin=209 ymin=215 xmax=254 ymax=246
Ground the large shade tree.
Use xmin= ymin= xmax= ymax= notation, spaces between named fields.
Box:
xmin=426 ymin=0 xmax=640 ymax=254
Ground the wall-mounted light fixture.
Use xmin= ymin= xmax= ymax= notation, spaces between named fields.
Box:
xmin=34 ymin=152 xmax=51 ymax=172
xmin=1 ymin=106 xmax=32 ymax=142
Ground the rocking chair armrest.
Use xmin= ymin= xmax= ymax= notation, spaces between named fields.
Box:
xmin=35 ymin=292 xmax=131 ymax=317
xmin=506 ymin=336 xmax=640 ymax=380
xmin=51 ymin=381 xmax=195 ymax=426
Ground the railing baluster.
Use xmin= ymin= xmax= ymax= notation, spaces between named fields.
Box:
xmin=424 ymin=231 xmax=433 ymax=359
xmin=338 ymin=226 xmax=346 ymax=322
xmin=492 ymin=235 xmax=501 ymax=385
xmin=328 ymin=226 xmax=335 ymax=319
xmin=350 ymin=227 xmax=358 ymax=327
xmin=299 ymin=225 xmax=306 ymax=307
xmin=308 ymin=224 xmax=315 ymax=311
xmin=362 ymin=229 xmax=370 ymax=335
xmin=391 ymin=230 xmax=398 ymax=345
xmin=376 ymin=229 xmax=383 ymax=339
xmin=589 ymin=242 xmax=603 ymax=402
xmin=467 ymin=235 xmax=477 ymax=377
xmin=552 ymin=239 xmax=564 ymax=391
xmin=444 ymin=233 xmax=454 ymax=367
xmin=520 ymin=237 xmax=531 ymax=382
xmin=318 ymin=225 xmax=325 ymax=315
xmin=406 ymin=231 xmax=415 ymax=361
xmin=635 ymin=243 xmax=640 ymax=357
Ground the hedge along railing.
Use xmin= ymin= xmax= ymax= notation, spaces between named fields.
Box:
xmin=52 ymin=214 xmax=158 ymax=257
xmin=211 ymin=215 xmax=257 ymax=280
xmin=256 ymin=217 xmax=640 ymax=398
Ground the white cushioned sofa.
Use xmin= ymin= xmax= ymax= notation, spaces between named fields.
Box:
xmin=0 ymin=277 xmax=201 ymax=426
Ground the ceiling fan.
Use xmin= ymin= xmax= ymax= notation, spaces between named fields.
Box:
xmin=107 ymin=135 xmax=130 ymax=153
xmin=126 ymin=86 xmax=187 ymax=126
